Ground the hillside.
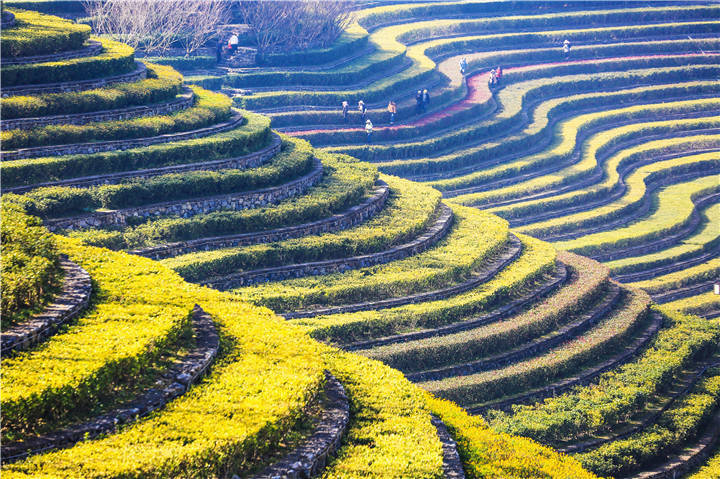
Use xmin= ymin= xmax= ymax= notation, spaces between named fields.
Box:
xmin=1 ymin=3 xmax=719 ymax=478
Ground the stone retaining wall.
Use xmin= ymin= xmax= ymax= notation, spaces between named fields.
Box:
xmin=1 ymin=61 xmax=147 ymax=97
xmin=470 ymin=308 xmax=660 ymax=415
xmin=6 ymin=133 xmax=280 ymax=194
xmin=652 ymin=280 xmax=715 ymax=304
xmin=589 ymin=191 xmax=720 ymax=262
xmin=2 ymin=112 xmax=244 ymax=161
xmin=633 ymin=408 xmax=720 ymax=479
xmin=1 ymin=305 xmax=219 ymax=463
xmin=284 ymin=234 xmax=522 ymax=320
xmin=613 ymin=247 xmax=719 ymax=283
xmin=2 ymin=87 xmax=194 ymax=131
xmin=249 ymin=372 xmax=349 ymax=479
xmin=2 ymin=40 xmax=103 ymax=66
xmin=206 ymin=203 xmax=454 ymax=289
xmin=346 ymin=261 xmax=568 ymax=352
xmin=45 ymin=157 xmax=324 ymax=231
xmin=407 ymin=284 xmax=623 ymax=383
xmin=1 ymin=256 xmax=91 ymax=356
xmin=134 ymin=181 xmax=389 ymax=260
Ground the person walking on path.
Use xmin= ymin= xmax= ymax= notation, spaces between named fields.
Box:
xmin=358 ymin=100 xmax=367 ymax=122
xmin=216 ymin=40 xmax=223 ymax=64
xmin=422 ymin=89 xmax=430 ymax=112
xmin=459 ymin=56 xmax=468 ymax=76
xmin=342 ymin=100 xmax=349 ymax=123
xmin=563 ymin=39 xmax=571 ymax=59
xmin=416 ymin=90 xmax=423 ymax=114
xmin=387 ymin=100 xmax=397 ymax=124
xmin=489 ymin=68 xmax=497 ymax=87
xmin=495 ymin=66 xmax=503 ymax=85
xmin=365 ymin=119 xmax=374 ymax=142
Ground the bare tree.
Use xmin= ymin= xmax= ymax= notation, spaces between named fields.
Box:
xmin=84 ymin=0 xmax=230 ymax=55
xmin=176 ymin=0 xmax=231 ymax=56
xmin=237 ymin=0 xmax=352 ymax=54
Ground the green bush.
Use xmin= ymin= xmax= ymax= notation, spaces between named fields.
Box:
xmin=2 ymin=38 xmax=135 ymax=86
xmin=142 ymin=54 xmax=216 ymax=71
xmin=1 ymin=63 xmax=183 ymax=119
xmin=17 ymin=138 xmax=312 ymax=217
xmin=1 ymin=8 xmax=90 ymax=57
xmin=0 ymin=200 xmax=61 ymax=327
xmin=2 ymin=86 xmax=232 ymax=150
xmin=68 ymin=153 xmax=378 ymax=250
xmin=1 ymin=112 xmax=271 ymax=187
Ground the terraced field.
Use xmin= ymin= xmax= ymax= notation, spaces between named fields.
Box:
xmin=173 ymin=1 xmax=720 ymax=477
xmin=2 ymin=2 xmax=719 ymax=478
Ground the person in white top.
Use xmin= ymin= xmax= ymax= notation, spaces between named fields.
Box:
xmin=228 ymin=33 xmax=239 ymax=54
xmin=365 ymin=119 xmax=373 ymax=142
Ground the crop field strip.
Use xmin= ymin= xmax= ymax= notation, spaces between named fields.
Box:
xmin=209 ymin=1 xmax=720 ymax=477
xmin=4 ymin=3 xmax=720 ymax=478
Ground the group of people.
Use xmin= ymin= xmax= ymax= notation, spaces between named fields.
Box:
xmin=341 ymin=93 xmax=421 ymax=142
xmin=415 ymin=89 xmax=430 ymax=113
xmin=488 ymin=66 xmax=503 ymax=86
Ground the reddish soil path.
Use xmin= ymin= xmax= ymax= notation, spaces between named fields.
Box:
xmin=284 ymin=53 xmax=718 ymax=139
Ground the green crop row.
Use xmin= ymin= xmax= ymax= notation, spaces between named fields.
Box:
xmin=688 ymin=445 xmax=720 ymax=478
xmin=361 ymin=252 xmax=608 ymax=374
xmin=577 ymin=369 xmax=720 ymax=477
xmin=1 ymin=63 xmax=184 ymax=120
xmin=67 ymin=152 xmax=378 ymax=250
xmin=423 ymin=288 xmax=650 ymax=407
xmin=2 ymin=37 xmax=135 ymax=87
xmin=320 ymin=348 xmax=445 ymax=478
xmin=486 ymin=118 xmax=720 ymax=218
xmin=164 ymin=175 xmax=441 ymax=282
xmin=396 ymin=6 xmax=719 ymax=45
xmin=631 ymin=259 xmax=720 ymax=295
xmin=0 ymin=200 xmax=61 ymax=327
xmin=2 ymin=240 xmax=328 ymax=477
xmin=12 ymin=137 xmax=313 ymax=218
xmin=516 ymin=146 xmax=720 ymax=238
xmin=258 ymin=24 xmax=369 ymax=67
xmin=375 ymin=65 xmax=720 ymax=176
xmin=488 ymin=307 xmax=720 ymax=443
xmin=2 ymin=85 xmax=232 ymax=150
xmin=665 ymin=292 xmax=720 ymax=317
xmin=1 ymin=111 xmax=272 ymax=187
xmin=294 ymin=234 xmax=557 ymax=344
xmin=1 ymin=237 xmax=196 ymax=434
xmin=556 ymin=173 xmax=720 ymax=256
xmin=1 ymin=8 xmax=90 ymax=57
xmin=275 ymin=38 xmax=719 ymax=131
xmin=142 ymin=54 xmax=216 ymax=71
xmin=234 ymin=204 xmax=508 ymax=312
xmin=426 ymin=394 xmax=599 ymax=479
xmin=606 ymin=203 xmax=720 ymax=276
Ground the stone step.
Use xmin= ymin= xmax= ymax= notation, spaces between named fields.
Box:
xmin=1 ymin=256 xmax=92 ymax=356
xmin=248 ymin=372 xmax=350 ymax=479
